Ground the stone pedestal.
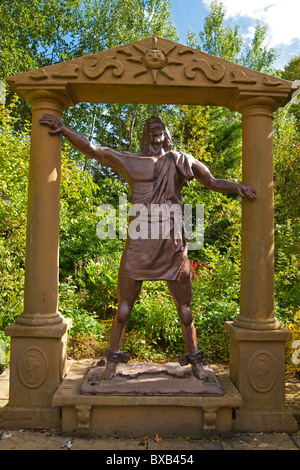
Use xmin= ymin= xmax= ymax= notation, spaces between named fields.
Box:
xmin=1 ymin=320 xmax=71 ymax=428
xmin=226 ymin=321 xmax=297 ymax=432
xmin=52 ymin=360 xmax=243 ymax=437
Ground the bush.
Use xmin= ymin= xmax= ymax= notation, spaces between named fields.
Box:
xmin=190 ymin=246 xmax=240 ymax=362
xmin=59 ymin=278 xmax=105 ymax=337
xmin=284 ymin=309 xmax=300 ymax=377
xmin=274 ymin=220 xmax=300 ymax=317
xmin=74 ymin=256 xmax=120 ymax=319
xmin=128 ymin=281 xmax=184 ymax=359
xmin=0 ymin=101 xmax=29 ymax=337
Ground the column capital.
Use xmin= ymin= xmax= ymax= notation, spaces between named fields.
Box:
xmin=231 ymin=94 xmax=283 ymax=115
xmin=14 ymin=86 xmax=76 ymax=111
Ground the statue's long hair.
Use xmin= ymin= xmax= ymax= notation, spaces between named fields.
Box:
xmin=141 ymin=116 xmax=173 ymax=152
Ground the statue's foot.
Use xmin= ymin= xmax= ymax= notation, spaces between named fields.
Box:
xmin=101 ymin=361 xmax=117 ymax=380
xmin=101 ymin=351 xmax=130 ymax=380
xmin=192 ymin=362 xmax=208 ymax=381
xmin=101 ymin=350 xmax=130 ymax=380
xmin=179 ymin=350 xmax=211 ymax=381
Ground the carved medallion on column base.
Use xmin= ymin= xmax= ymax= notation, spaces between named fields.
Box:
xmin=225 ymin=321 xmax=297 ymax=432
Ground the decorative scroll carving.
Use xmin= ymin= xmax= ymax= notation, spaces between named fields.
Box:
xmin=83 ymin=55 xmax=124 ymax=79
xmin=178 ymin=47 xmax=195 ymax=55
xmin=52 ymin=63 xmax=79 ymax=79
xmin=116 ymin=47 xmax=132 ymax=56
xmin=263 ymin=77 xmax=281 ymax=86
xmin=185 ymin=59 xmax=225 ymax=82
xmin=231 ymin=69 xmax=256 ymax=84
xmin=30 ymin=69 xmax=48 ymax=80
xmin=248 ymin=351 xmax=277 ymax=393
xmin=18 ymin=346 xmax=48 ymax=389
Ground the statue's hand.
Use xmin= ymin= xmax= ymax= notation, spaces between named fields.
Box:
xmin=39 ymin=113 xmax=64 ymax=136
xmin=236 ymin=183 xmax=256 ymax=200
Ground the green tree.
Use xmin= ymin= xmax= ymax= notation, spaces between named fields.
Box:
xmin=282 ymin=56 xmax=300 ymax=81
xmin=281 ymin=56 xmax=300 ymax=133
xmin=2 ymin=0 xmax=177 ymax=135
xmin=1 ymin=0 xmax=176 ymax=79
xmin=273 ymin=106 xmax=300 ymax=223
xmin=0 ymin=100 xmax=29 ymax=331
xmin=185 ymin=0 xmax=277 ymax=184
xmin=188 ymin=0 xmax=276 ymax=73
xmin=272 ymin=105 xmax=300 ymax=318
xmin=189 ymin=0 xmax=242 ymax=62
xmin=241 ymin=20 xmax=277 ymax=74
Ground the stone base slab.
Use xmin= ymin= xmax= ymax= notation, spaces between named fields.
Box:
xmin=52 ymin=360 xmax=243 ymax=438
xmin=80 ymin=361 xmax=224 ymax=396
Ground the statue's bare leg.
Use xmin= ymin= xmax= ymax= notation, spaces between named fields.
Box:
xmin=167 ymin=259 xmax=208 ymax=381
xmin=101 ymin=275 xmax=142 ymax=380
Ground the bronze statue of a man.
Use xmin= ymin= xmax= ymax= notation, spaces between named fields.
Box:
xmin=40 ymin=113 xmax=256 ymax=381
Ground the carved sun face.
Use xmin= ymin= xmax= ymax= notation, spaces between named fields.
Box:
xmin=143 ymin=49 xmax=166 ymax=69
xmin=127 ymin=38 xmax=183 ymax=84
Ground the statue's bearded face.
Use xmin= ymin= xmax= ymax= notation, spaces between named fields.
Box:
xmin=141 ymin=117 xmax=172 ymax=152
xmin=146 ymin=122 xmax=165 ymax=146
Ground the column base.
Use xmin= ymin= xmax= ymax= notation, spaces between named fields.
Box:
xmin=3 ymin=318 xmax=72 ymax=429
xmin=226 ymin=321 xmax=298 ymax=433
xmin=16 ymin=311 xmax=65 ymax=327
xmin=233 ymin=408 xmax=298 ymax=433
xmin=233 ymin=315 xmax=281 ymax=330
xmin=0 ymin=405 xmax=60 ymax=429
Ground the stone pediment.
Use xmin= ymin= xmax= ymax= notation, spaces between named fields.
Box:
xmin=6 ymin=36 xmax=298 ymax=110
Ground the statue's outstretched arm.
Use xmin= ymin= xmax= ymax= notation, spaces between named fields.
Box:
xmin=39 ymin=113 xmax=116 ymax=162
xmin=192 ymin=160 xmax=256 ymax=200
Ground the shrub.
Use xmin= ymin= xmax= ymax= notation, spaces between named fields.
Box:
xmin=284 ymin=309 xmax=300 ymax=377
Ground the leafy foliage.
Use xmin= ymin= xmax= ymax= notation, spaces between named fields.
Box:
xmin=1 ymin=0 xmax=177 ymax=134
xmin=0 ymin=0 xmax=176 ymax=78
xmin=0 ymin=100 xmax=29 ymax=334
xmin=187 ymin=0 xmax=276 ymax=73
xmin=190 ymin=0 xmax=242 ymax=62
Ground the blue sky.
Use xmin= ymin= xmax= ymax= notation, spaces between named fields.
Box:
xmin=170 ymin=0 xmax=300 ymax=70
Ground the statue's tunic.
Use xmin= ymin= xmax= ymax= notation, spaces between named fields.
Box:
xmin=99 ymin=150 xmax=195 ymax=281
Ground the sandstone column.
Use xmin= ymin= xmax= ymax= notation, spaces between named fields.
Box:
xmin=3 ymin=90 xmax=72 ymax=428
xmin=19 ymin=90 xmax=65 ymax=326
xmin=234 ymin=99 xmax=280 ymax=330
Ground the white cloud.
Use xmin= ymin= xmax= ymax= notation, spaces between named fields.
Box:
xmin=202 ymin=0 xmax=300 ymax=47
